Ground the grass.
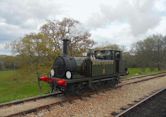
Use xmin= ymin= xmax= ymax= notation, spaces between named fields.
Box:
xmin=0 ymin=67 xmax=164 ymax=103
xmin=127 ymin=67 xmax=162 ymax=77
xmin=0 ymin=70 xmax=50 ymax=103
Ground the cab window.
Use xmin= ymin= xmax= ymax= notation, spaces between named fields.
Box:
xmin=115 ymin=51 xmax=121 ymax=59
xmin=95 ymin=50 xmax=113 ymax=60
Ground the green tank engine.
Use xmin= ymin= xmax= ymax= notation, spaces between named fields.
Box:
xmin=39 ymin=39 xmax=128 ymax=93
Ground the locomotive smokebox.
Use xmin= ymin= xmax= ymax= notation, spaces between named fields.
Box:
xmin=63 ymin=39 xmax=70 ymax=56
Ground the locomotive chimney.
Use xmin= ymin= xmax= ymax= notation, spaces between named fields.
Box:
xmin=63 ymin=39 xmax=69 ymax=56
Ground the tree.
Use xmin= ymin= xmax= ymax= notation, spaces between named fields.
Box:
xmin=11 ymin=33 xmax=58 ymax=72
xmin=0 ymin=55 xmax=18 ymax=70
xmin=11 ymin=18 xmax=95 ymax=72
xmin=131 ymin=34 xmax=166 ymax=70
xmin=40 ymin=18 xmax=94 ymax=56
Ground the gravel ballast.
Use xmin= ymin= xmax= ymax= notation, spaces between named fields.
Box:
xmin=26 ymin=76 xmax=166 ymax=117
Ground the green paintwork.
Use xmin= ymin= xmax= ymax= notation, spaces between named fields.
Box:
xmin=92 ymin=60 xmax=114 ymax=77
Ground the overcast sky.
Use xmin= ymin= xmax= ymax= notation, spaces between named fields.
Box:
xmin=0 ymin=0 xmax=166 ymax=55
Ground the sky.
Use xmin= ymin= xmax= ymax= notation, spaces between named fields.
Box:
xmin=0 ymin=0 xmax=166 ymax=55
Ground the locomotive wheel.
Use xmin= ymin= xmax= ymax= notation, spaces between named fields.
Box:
xmin=65 ymin=83 xmax=85 ymax=95
xmin=65 ymin=84 xmax=76 ymax=95
xmin=111 ymin=78 xmax=119 ymax=88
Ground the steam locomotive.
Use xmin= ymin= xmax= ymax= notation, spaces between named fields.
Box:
xmin=39 ymin=39 xmax=128 ymax=93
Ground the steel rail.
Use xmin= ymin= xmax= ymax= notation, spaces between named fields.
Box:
xmin=120 ymin=71 xmax=166 ymax=81
xmin=0 ymin=92 xmax=61 ymax=108
xmin=5 ymin=99 xmax=67 ymax=117
xmin=119 ymin=73 xmax=166 ymax=87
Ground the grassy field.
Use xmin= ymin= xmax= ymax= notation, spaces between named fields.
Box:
xmin=0 ymin=68 xmax=163 ymax=103
xmin=0 ymin=70 xmax=50 ymax=103
xmin=127 ymin=67 xmax=159 ymax=77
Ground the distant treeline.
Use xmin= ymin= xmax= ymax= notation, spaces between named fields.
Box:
xmin=1 ymin=34 xmax=166 ymax=71
xmin=124 ymin=35 xmax=166 ymax=70
xmin=0 ymin=56 xmax=19 ymax=70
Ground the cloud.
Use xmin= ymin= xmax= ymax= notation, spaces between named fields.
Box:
xmin=91 ymin=22 xmax=138 ymax=47
xmin=0 ymin=22 xmax=30 ymax=43
xmin=0 ymin=0 xmax=63 ymax=54
xmin=0 ymin=0 xmax=62 ymax=28
xmin=0 ymin=0 xmax=62 ymax=39
xmin=147 ymin=16 xmax=166 ymax=35
xmin=155 ymin=0 xmax=166 ymax=13
xmin=86 ymin=0 xmax=160 ymax=36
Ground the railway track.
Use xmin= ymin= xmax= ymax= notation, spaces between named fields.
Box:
xmin=121 ymin=71 xmax=166 ymax=81
xmin=0 ymin=72 xmax=165 ymax=117
xmin=115 ymin=88 xmax=166 ymax=117
xmin=119 ymin=72 xmax=166 ymax=87
xmin=0 ymin=93 xmax=60 ymax=108
xmin=0 ymin=92 xmax=63 ymax=117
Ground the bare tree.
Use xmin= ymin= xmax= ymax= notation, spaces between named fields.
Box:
xmin=40 ymin=18 xmax=94 ymax=56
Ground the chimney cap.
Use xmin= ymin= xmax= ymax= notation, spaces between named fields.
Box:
xmin=63 ymin=39 xmax=70 ymax=41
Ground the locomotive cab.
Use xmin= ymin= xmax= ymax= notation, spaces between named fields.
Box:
xmin=89 ymin=49 xmax=122 ymax=77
